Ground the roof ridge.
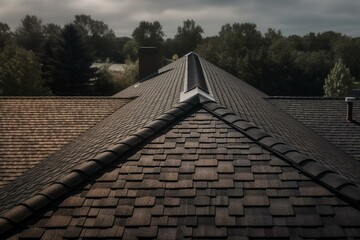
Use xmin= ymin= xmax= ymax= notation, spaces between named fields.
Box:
xmin=201 ymin=101 xmax=360 ymax=208
xmin=0 ymin=96 xmax=201 ymax=236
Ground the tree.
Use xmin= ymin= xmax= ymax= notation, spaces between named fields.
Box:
xmin=132 ymin=21 xmax=164 ymax=48
xmin=14 ymin=15 xmax=44 ymax=55
xmin=73 ymin=14 xmax=117 ymax=61
xmin=122 ymin=39 xmax=138 ymax=62
xmin=0 ymin=43 xmax=49 ymax=95
xmin=43 ymin=23 xmax=62 ymax=38
xmin=324 ymin=59 xmax=354 ymax=97
xmin=0 ymin=22 xmax=12 ymax=50
xmin=45 ymin=24 xmax=95 ymax=95
xmin=264 ymin=28 xmax=283 ymax=44
xmin=196 ymin=36 xmax=220 ymax=64
xmin=334 ymin=37 xmax=360 ymax=81
xmin=91 ymin=60 xmax=117 ymax=95
xmin=174 ymin=19 xmax=203 ymax=56
xmin=114 ymin=37 xmax=131 ymax=63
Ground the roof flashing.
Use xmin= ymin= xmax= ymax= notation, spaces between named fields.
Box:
xmin=180 ymin=87 xmax=215 ymax=103
xmin=180 ymin=52 xmax=216 ymax=103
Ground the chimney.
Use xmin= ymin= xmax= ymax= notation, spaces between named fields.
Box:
xmin=345 ymin=97 xmax=356 ymax=122
xmin=138 ymin=47 xmax=158 ymax=81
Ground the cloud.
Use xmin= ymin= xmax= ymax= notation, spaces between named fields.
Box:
xmin=0 ymin=0 xmax=359 ymax=37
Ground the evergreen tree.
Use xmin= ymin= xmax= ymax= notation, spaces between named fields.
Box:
xmin=46 ymin=24 xmax=95 ymax=95
xmin=324 ymin=59 xmax=354 ymax=97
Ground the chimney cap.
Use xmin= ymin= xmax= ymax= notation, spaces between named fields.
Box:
xmin=345 ymin=97 xmax=356 ymax=102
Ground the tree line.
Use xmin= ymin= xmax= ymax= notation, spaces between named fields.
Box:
xmin=1 ymin=15 xmax=359 ymax=96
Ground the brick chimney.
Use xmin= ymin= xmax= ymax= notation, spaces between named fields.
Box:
xmin=139 ymin=47 xmax=158 ymax=81
xmin=345 ymin=97 xmax=356 ymax=122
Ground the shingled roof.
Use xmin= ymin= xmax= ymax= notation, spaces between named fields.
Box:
xmin=0 ymin=97 xmax=131 ymax=188
xmin=1 ymin=53 xmax=360 ymax=239
xmin=267 ymin=97 xmax=360 ymax=161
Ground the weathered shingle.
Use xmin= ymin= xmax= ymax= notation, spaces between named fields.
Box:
xmin=267 ymin=97 xmax=360 ymax=161
xmin=4 ymin=110 xmax=360 ymax=239
xmin=0 ymin=97 xmax=130 ymax=188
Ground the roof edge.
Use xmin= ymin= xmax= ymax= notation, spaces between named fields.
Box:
xmin=0 ymin=96 xmax=202 ymax=236
xmin=202 ymin=101 xmax=360 ymax=208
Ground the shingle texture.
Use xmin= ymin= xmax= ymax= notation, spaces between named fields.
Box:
xmin=201 ymin=58 xmax=360 ymax=183
xmin=267 ymin=97 xmax=360 ymax=161
xmin=6 ymin=110 xmax=360 ymax=239
xmin=0 ymin=59 xmax=185 ymax=213
xmin=0 ymin=97 xmax=130 ymax=188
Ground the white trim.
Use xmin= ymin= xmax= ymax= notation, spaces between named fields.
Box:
xmin=180 ymin=52 xmax=216 ymax=103
xmin=180 ymin=87 xmax=216 ymax=103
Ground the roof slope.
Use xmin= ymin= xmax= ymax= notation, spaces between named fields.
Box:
xmin=201 ymin=58 xmax=360 ymax=183
xmin=267 ymin=97 xmax=360 ymax=161
xmin=0 ymin=59 xmax=185 ymax=213
xmin=0 ymin=97 xmax=130 ymax=188
xmin=3 ymin=106 xmax=360 ymax=239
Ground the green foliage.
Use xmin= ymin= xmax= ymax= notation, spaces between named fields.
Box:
xmin=174 ymin=19 xmax=203 ymax=56
xmin=73 ymin=14 xmax=118 ymax=61
xmin=0 ymin=22 xmax=12 ymax=50
xmin=334 ymin=37 xmax=360 ymax=80
xmin=132 ymin=21 xmax=164 ymax=48
xmin=114 ymin=37 xmax=131 ymax=63
xmin=2 ymin=15 xmax=360 ymax=97
xmin=44 ymin=23 xmax=95 ymax=95
xmin=43 ymin=23 xmax=62 ymax=38
xmin=0 ymin=43 xmax=49 ymax=95
xmin=196 ymin=23 xmax=345 ymax=96
xmin=122 ymin=39 xmax=138 ymax=62
xmin=91 ymin=60 xmax=117 ymax=95
xmin=324 ymin=59 xmax=354 ymax=97
xmin=112 ymin=60 xmax=138 ymax=91
xmin=15 ymin=15 xmax=44 ymax=55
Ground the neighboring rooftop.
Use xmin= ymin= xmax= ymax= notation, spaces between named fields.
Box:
xmin=267 ymin=97 xmax=360 ymax=161
xmin=0 ymin=97 xmax=131 ymax=188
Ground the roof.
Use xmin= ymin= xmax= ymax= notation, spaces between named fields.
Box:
xmin=267 ymin=97 xmax=360 ymax=161
xmin=0 ymin=97 xmax=131 ymax=188
xmin=1 ymin=53 xmax=360 ymax=239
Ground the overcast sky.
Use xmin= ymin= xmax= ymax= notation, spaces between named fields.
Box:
xmin=1 ymin=0 xmax=359 ymax=38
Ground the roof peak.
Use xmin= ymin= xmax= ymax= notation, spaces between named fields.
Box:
xmin=180 ymin=52 xmax=215 ymax=103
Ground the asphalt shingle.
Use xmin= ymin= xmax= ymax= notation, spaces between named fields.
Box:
xmin=4 ymin=110 xmax=360 ymax=239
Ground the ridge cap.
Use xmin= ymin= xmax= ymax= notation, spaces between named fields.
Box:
xmin=0 ymin=98 xmax=201 ymax=236
xmin=201 ymin=101 xmax=360 ymax=208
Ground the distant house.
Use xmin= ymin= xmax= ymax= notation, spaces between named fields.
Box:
xmin=92 ymin=63 xmax=126 ymax=72
xmin=0 ymin=52 xmax=360 ymax=239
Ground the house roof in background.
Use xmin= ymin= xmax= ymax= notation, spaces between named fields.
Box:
xmin=267 ymin=97 xmax=360 ymax=161
xmin=1 ymin=53 xmax=360 ymax=239
xmin=0 ymin=97 xmax=131 ymax=188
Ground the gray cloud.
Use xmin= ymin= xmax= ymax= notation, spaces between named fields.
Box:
xmin=0 ymin=0 xmax=359 ymax=37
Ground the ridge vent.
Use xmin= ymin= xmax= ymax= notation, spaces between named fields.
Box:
xmin=180 ymin=52 xmax=215 ymax=103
